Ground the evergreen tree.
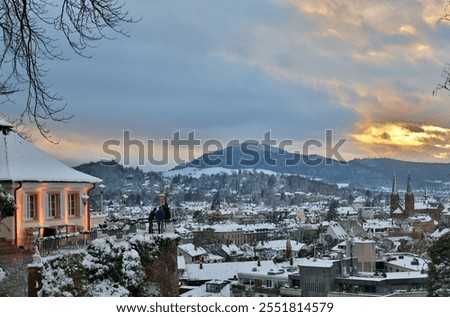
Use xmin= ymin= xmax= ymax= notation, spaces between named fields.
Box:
xmin=427 ymin=232 xmax=450 ymax=296
xmin=326 ymin=199 xmax=339 ymax=221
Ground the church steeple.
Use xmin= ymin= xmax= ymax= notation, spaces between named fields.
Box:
xmin=390 ymin=172 xmax=400 ymax=214
xmin=405 ymin=172 xmax=415 ymax=217
xmin=406 ymin=173 xmax=413 ymax=194
xmin=392 ymin=172 xmax=398 ymax=194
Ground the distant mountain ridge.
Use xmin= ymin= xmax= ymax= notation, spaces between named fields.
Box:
xmin=170 ymin=144 xmax=450 ymax=189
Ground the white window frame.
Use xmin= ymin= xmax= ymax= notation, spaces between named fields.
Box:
xmin=25 ymin=193 xmax=38 ymax=220
xmin=47 ymin=193 xmax=61 ymax=219
xmin=67 ymin=192 xmax=80 ymax=217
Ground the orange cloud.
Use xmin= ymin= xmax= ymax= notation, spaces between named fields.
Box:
xmin=351 ymin=121 xmax=450 ymax=160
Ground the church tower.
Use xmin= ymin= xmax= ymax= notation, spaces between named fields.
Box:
xmin=390 ymin=173 xmax=400 ymax=215
xmin=404 ymin=173 xmax=415 ymax=217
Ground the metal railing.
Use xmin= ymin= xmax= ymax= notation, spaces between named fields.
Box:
xmin=33 ymin=230 xmax=98 ymax=256
xmin=33 ymin=218 xmax=175 ymax=256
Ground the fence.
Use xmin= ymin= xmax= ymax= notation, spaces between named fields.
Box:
xmin=33 ymin=218 xmax=175 ymax=256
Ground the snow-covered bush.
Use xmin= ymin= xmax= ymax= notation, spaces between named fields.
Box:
xmin=38 ymin=234 xmax=171 ymax=297
xmin=0 ymin=185 xmax=16 ymax=220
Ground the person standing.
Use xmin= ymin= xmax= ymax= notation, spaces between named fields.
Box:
xmin=148 ymin=207 xmax=156 ymax=234
xmin=155 ymin=206 xmax=165 ymax=234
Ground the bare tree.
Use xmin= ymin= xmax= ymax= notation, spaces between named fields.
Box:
xmin=0 ymin=0 xmax=135 ymax=141
xmin=434 ymin=2 xmax=450 ymax=96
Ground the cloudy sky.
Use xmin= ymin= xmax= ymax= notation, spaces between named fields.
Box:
xmin=3 ymin=0 xmax=450 ymax=171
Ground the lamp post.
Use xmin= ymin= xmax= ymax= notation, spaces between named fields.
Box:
xmin=81 ymin=193 xmax=90 ymax=230
xmin=99 ymin=184 xmax=106 ymax=213
xmin=81 ymin=194 xmax=89 ymax=206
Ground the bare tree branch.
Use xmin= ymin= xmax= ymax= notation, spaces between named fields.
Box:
xmin=0 ymin=0 xmax=136 ymax=141
xmin=434 ymin=2 xmax=450 ymax=96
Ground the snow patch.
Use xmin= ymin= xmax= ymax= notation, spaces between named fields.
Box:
xmin=163 ymin=167 xmax=282 ymax=178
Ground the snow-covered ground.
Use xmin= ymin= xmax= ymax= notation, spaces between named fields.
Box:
xmin=162 ymin=167 xmax=282 ymax=178
xmin=0 ymin=253 xmax=31 ymax=296
xmin=0 ymin=267 xmax=5 ymax=282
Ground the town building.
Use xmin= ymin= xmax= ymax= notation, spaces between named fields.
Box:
xmin=0 ymin=120 xmax=102 ymax=250
xmin=390 ymin=173 xmax=444 ymax=221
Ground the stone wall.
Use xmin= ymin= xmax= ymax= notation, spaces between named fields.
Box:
xmin=28 ymin=234 xmax=180 ymax=297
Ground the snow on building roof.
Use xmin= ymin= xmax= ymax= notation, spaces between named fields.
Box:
xmin=180 ymin=279 xmax=232 ymax=297
xmin=177 ymin=256 xmax=186 ymax=270
xmin=351 ymin=237 xmax=376 ymax=244
xmin=221 ymin=243 xmax=244 ymax=256
xmin=406 ymin=214 xmax=432 ymax=223
xmin=414 ymin=202 xmax=437 ymax=210
xmin=352 ymin=196 xmax=366 ymax=204
xmin=0 ymin=127 xmax=102 ymax=183
xmin=430 ymin=228 xmax=450 ymax=239
xmin=178 ymin=243 xmax=208 ymax=257
xmin=340 ymin=271 xmax=427 ymax=282
xmin=327 ymin=222 xmax=349 ymax=240
xmin=337 ymin=206 xmax=358 ymax=215
xmin=393 ymin=207 xmax=403 ymax=214
xmin=297 ymin=258 xmax=336 ymax=268
xmin=363 ymin=219 xmax=395 ymax=230
xmin=192 ymin=222 xmax=276 ymax=233
xmin=384 ymin=253 xmax=428 ymax=271
xmin=185 ymin=261 xmax=264 ymax=281
xmin=205 ymin=254 xmax=224 ymax=262
xmin=256 ymin=239 xmax=306 ymax=252
xmin=174 ymin=226 xmax=192 ymax=235
xmin=184 ymin=258 xmax=315 ymax=283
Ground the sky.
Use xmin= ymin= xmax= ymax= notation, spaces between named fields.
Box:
xmin=3 ymin=0 xmax=450 ymax=171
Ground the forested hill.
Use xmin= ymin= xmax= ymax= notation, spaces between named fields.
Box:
xmin=170 ymin=144 xmax=450 ymax=190
xmin=73 ymin=160 xmax=342 ymax=207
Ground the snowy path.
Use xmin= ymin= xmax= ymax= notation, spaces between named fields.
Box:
xmin=0 ymin=252 xmax=32 ymax=297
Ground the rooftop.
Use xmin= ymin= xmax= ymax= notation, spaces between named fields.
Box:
xmin=0 ymin=123 xmax=102 ymax=183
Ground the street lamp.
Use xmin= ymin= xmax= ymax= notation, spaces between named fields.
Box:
xmin=99 ymin=184 xmax=106 ymax=213
xmin=81 ymin=194 xmax=90 ymax=206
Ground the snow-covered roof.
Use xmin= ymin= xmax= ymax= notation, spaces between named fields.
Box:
xmin=205 ymin=254 xmax=225 ymax=262
xmin=337 ymin=206 xmax=358 ymax=215
xmin=184 ymin=259 xmax=299 ymax=282
xmin=297 ymin=258 xmax=336 ymax=268
xmin=221 ymin=243 xmax=244 ymax=256
xmin=177 ymin=256 xmax=186 ymax=270
xmin=363 ymin=219 xmax=395 ymax=230
xmin=340 ymin=271 xmax=427 ymax=282
xmin=178 ymin=243 xmax=208 ymax=257
xmin=352 ymin=196 xmax=366 ymax=204
xmin=430 ymin=228 xmax=450 ymax=239
xmin=180 ymin=279 xmax=232 ymax=297
xmin=192 ymin=222 xmax=276 ymax=233
xmin=406 ymin=214 xmax=432 ymax=223
xmin=414 ymin=201 xmax=439 ymax=210
xmin=327 ymin=222 xmax=349 ymax=240
xmin=393 ymin=207 xmax=403 ymax=214
xmin=0 ymin=126 xmax=102 ymax=183
xmin=256 ymin=239 xmax=306 ymax=252
xmin=384 ymin=253 xmax=428 ymax=271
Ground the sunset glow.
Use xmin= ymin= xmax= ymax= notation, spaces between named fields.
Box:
xmin=352 ymin=121 xmax=450 ymax=159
